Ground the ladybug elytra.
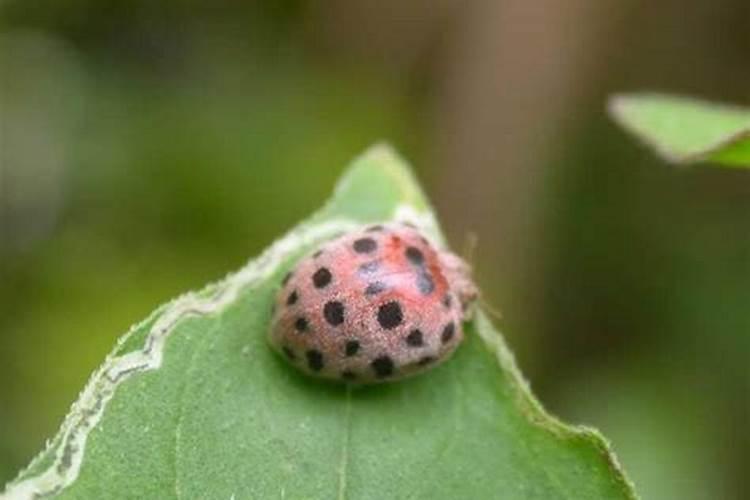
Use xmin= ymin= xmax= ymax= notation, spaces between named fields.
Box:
xmin=269 ymin=222 xmax=477 ymax=384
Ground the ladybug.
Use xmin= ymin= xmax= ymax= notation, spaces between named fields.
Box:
xmin=269 ymin=222 xmax=478 ymax=384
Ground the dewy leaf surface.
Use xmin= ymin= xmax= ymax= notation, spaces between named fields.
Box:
xmin=608 ymin=93 xmax=750 ymax=167
xmin=2 ymin=145 xmax=637 ymax=499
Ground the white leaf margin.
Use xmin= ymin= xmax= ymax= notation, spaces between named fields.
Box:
xmin=2 ymin=143 xmax=438 ymax=500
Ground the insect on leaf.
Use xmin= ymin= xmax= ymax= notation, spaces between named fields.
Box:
xmin=2 ymin=144 xmax=637 ymax=500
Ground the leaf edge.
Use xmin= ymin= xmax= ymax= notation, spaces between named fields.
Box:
xmin=607 ymin=92 xmax=750 ymax=167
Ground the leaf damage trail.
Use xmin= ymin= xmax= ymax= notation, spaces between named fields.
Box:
xmin=2 ymin=218 xmax=360 ymax=500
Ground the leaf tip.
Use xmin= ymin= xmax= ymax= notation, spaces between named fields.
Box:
xmin=354 ymin=141 xmax=409 ymax=171
xmin=606 ymin=92 xmax=629 ymax=116
xmin=606 ymin=91 xmax=659 ymax=128
xmin=606 ymin=91 xmax=688 ymax=165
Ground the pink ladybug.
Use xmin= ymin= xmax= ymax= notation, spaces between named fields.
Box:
xmin=269 ymin=222 xmax=477 ymax=383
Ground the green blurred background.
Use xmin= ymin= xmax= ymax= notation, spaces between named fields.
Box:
xmin=1 ymin=1 xmax=749 ymax=498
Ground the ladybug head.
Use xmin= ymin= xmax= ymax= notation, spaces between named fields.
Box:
xmin=438 ymin=251 xmax=478 ymax=315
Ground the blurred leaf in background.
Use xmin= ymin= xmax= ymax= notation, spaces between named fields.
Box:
xmin=609 ymin=93 xmax=750 ymax=167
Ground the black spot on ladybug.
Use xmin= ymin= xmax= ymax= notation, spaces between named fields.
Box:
xmin=323 ymin=300 xmax=345 ymax=326
xmin=371 ymin=355 xmax=394 ymax=378
xmin=416 ymin=271 xmax=435 ymax=295
xmin=364 ymin=281 xmax=387 ymax=296
xmin=282 ymin=271 xmax=293 ymax=286
xmin=312 ymin=267 xmax=332 ymax=288
xmin=405 ymin=329 xmax=424 ymax=347
xmin=353 ymin=237 xmax=377 ymax=254
xmin=443 ymin=294 xmax=452 ymax=309
xmin=312 ymin=249 xmax=324 ymax=258
xmin=294 ymin=317 xmax=309 ymax=332
xmin=286 ymin=290 xmax=298 ymax=306
xmin=341 ymin=370 xmax=357 ymax=381
xmin=306 ymin=350 xmax=324 ymax=371
xmin=282 ymin=346 xmax=296 ymax=361
xmin=377 ymin=301 xmax=403 ymax=330
xmin=417 ymin=356 xmax=435 ymax=366
xmin=441 ymin=322 xmax=455 ymax=343
xmin=358 ymin=260 xmax=380 ymax=275
xmin=405 ymin=246 xmax=424 ymax=265
xmin=366 ymin=225 xmax=384 ymax=232
xmin=345 ymin=340 xmax=360 ymax=356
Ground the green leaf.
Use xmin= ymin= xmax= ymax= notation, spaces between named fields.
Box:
xmin=2 ymin=145 xmax=636 ymax=499
xmin=608 ymin=93 xmax=750 ymax=167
